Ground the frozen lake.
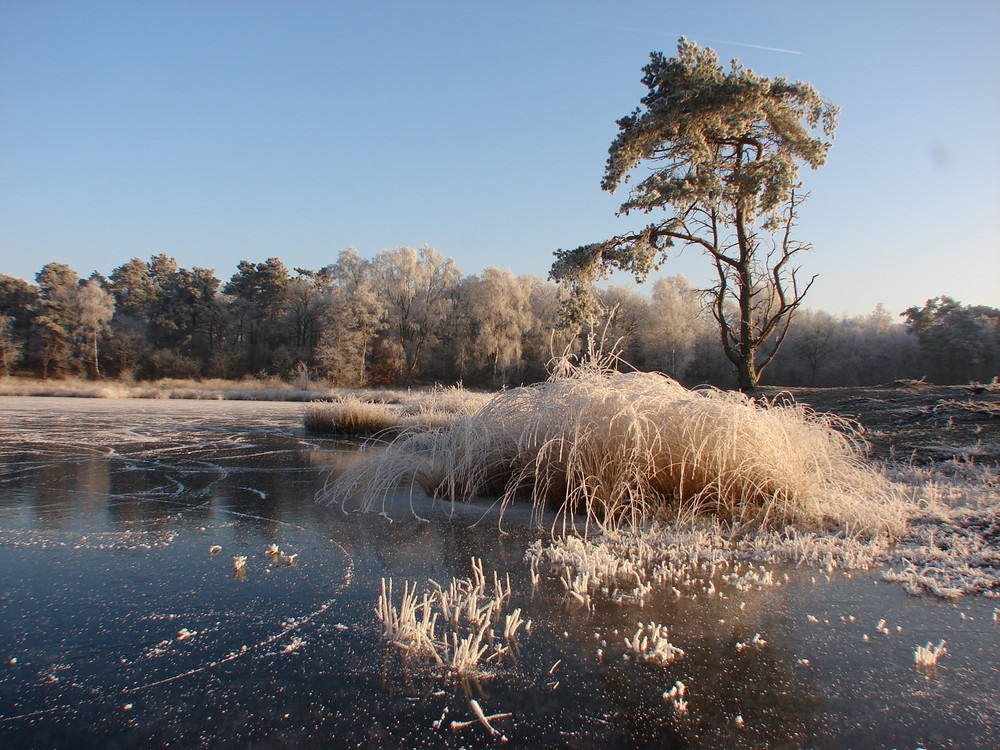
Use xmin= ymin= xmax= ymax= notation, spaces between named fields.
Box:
xmin=0 ymin=396 xmax=997 ymax=748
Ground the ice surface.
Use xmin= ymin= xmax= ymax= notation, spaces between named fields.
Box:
xmin=1 ymin=396 xmax=998 ymax=749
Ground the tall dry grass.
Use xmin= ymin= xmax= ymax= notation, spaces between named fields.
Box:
xmin=303 ymin=386 xmax=493 ymax=438
xmin=322 ymin=358 xmax=908 ymax=535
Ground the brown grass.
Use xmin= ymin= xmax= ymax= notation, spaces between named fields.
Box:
xmin=321 ymin=359 xmax=910 ymax=535
xmin=303 ymin=386 xmax=492 ymax=438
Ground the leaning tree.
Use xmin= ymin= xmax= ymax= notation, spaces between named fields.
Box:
xmin=551 ymin=39 xmax=838 ymax=391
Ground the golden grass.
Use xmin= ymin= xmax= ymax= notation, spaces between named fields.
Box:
xmin=322 ymin=359 xmax=909 ymax=535
xmin=303 ymin=398 xmax=405 ymax=437
xmin=303 ymin=386 xmax=492 ymax=438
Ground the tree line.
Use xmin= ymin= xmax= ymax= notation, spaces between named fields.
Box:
xmin=0 ymin=248 xmax=995 ymax=388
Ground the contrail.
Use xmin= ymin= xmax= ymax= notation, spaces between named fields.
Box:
xmin=694 ymin=36 xmax=803 ymax=55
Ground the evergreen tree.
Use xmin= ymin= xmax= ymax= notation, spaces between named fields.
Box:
xmin=552 ymin=39 xmax=838 ymax=391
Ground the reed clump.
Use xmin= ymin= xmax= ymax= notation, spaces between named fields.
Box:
xmin=303 ymin=398 xmax=406 ymax=438
xmin=304 ymin=386 xmax=492 ymax=438
xmin=376 ymin=557 xmax=526 ymax=678
xmin=323 ymin=359 xmax=908 ymax=535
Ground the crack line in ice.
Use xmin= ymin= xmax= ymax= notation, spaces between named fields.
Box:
xmin=0 ymin=516 xmax=355 ymax=714
xmin=237 ymin=486 xmax=268 ymax=499
xmin=123 ymin=592 xmax=344 ymax=695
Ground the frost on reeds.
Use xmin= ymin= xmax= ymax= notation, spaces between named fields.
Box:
xmin=375 ymin=557 xmax=526 ymax=678
xmin=321 ymin=358 xmax=907 ymax=535
xmin=663 ymin=681 xmax=688 ymax=714
xmin=624 ymin=622 xmax=685 ymax=665
xmin=304 ymin=386 xmax=492 ymax=438
xmin=914 ymin=639 xmax=947 ymax=673
xmin=526 ymin=523 xmax=898 ymax=611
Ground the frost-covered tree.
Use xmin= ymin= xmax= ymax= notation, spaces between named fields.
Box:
xmin=73 ymin=277 xmax=115 ymax=378
xmin=638 ymin=275 xmax=716 ymax=382
xmin=594 ymin=285 xmax=648 ymax=364
xmin=283 ymin=273 xmax=327 ymax=361
xmin=223 ymin=258 xmax=290 ymax=371
xmin=552 ymin=39 xmax=838 ymax=391
xmin=107 ymin=254 xmax=213 ymax=376
xmin=0 ymin=315 xmax=21 ymax=376
xmin=772 ymin=308 xmax=837 ymax=386
xmin=33 ymin=263 xmax=80 ymax=377
xmin=373 ymin=246 xmax=460 ymax=384
xmin=454 ymin=267 xmax=535 ymax=386
xmin=520 ymin=276 xmax=575 ymax=383
xmin=903 ymin=296 xmax=1000 ymax=383
xmin=0 ymin=275 xmax=38 ymax=375
xmin=764 ymin=305 xmax=921 ymax=387
xmin=157 ymin=267 xmax=220 ymax=360
xmin=313 ymin=249 xmax=386 ymax=387
xmin=108 ymin=256 xmax=160 ymax=320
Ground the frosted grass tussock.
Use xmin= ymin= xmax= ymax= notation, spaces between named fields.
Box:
xmin=375 ymin=558 xmax=526 ymax=678
xmin=321 ymin=359 xmax=906 ymax=534
xmin=303 ymin=398 xmax=407 ymax=438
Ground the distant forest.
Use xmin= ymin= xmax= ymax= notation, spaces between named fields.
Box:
xmin=1 ymin=247 xmax=997 ymax=389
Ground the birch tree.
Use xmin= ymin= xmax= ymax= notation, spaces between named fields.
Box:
xmin=73 ymin=277 xmax=115 ymax=378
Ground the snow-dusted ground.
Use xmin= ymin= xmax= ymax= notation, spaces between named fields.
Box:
xmin=1 ymin=396 xmax=998 ymax=749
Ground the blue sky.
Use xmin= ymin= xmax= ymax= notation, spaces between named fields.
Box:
xmin=1 ymin=0 xmax=997 ymax=316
